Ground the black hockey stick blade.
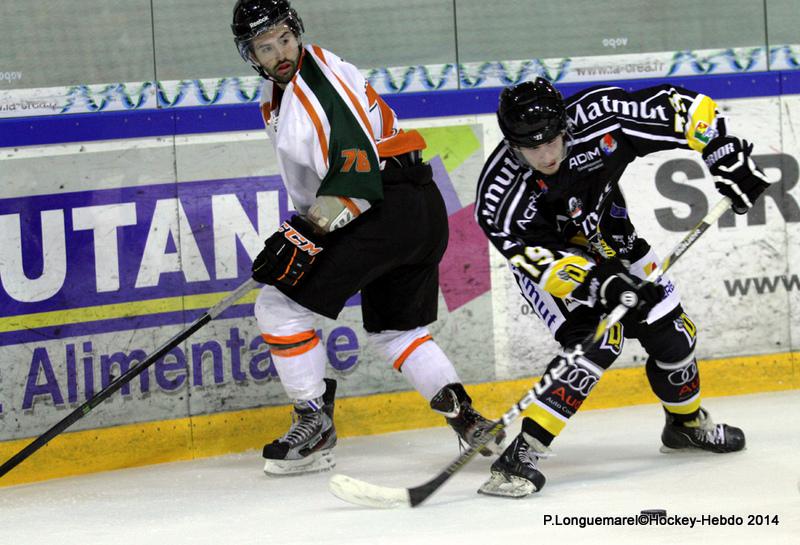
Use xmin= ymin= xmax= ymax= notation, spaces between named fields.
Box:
xmin=0 ymin=278 xmax=259 ymax=480
xmin=328 ymin=196 xmax=732 ymax=508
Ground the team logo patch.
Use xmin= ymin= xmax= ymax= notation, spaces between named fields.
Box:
xmin=536 ymin=178 xmax=549 ymax=194
xmin=599 ymin=133 xmax=617 ymax=155
xmin=568 ymin=197 xmax=583 ymax=218
xmin=601 ymin=322 xmax=624 ymax=355
xmin=673 ymin=313 xmax=698 ymax=346
xmin=693 ymin=120 xmax=716 ymax=144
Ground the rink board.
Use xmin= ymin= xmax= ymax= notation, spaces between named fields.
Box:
xmin=1 ymin=90 xmax=800 ymax=485
xmin=0 ymin=352 xmax=796 ymax=487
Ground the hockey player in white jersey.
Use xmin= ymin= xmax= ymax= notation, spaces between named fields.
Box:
xmin=474 ymin=78 xmax=769 ymax=497
xmin=231 ymin=0 xmax=502 ymax=476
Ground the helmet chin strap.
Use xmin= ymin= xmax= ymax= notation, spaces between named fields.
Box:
xmin=559 ymin=130 xmax=573 ymax=163
xmin=508 ymin=146 xmax=534 ymax=170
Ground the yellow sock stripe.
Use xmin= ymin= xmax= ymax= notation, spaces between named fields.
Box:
xmin=661 ymin=393 xmax=703 ymax=415
xmin=0 ymin=289 xmax=261 ymax=333
xmin=1 ymin=350 xmax=796 ymax=487
xmin=525 ymin=400 xmax=568 ymax=436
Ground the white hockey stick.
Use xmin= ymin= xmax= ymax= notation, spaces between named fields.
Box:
xmin=328 ymin=196 xmax=733 ymax=508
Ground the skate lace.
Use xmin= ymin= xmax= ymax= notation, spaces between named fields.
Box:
xmin=518 ymin=445 xmax=540 ymax=469
xmin=281 ymin=412 xmax=321 ymax=446
xmin=514 ymin=435 xmax=552 ymax=466
xmin=702 ymin=425 xmax=726 ymax=445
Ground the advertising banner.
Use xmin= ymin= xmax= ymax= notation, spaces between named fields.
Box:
xmin=0 ymin=97 xmax=797 ymax=451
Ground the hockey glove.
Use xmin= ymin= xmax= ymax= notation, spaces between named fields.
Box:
xmin=578 ymin=259 xmax=665 ymax=322
xmin=252 ymin=216 xmax=324 ymax=287
xmin=702 ymin=135 xmax=770 ymax=215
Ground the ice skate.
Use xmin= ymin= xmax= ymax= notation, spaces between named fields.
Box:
xmin=263 ymin=379 xmax=338 ymax=476
xmin=478 ymin=424 xmax=548 ymax=498
xmin=430 ymin=383 xmax=505 ymax=456
xmin=660 ymin=407 xmax=745 ymax=454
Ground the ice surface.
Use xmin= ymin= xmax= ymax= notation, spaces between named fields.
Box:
xmin=1 ymin=390 xmax=798 ymax=545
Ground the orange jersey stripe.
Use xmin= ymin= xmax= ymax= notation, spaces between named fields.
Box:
xmin=366 ymin=83 xmax=396 ymax=140
xmin=269 ymin=335 xmax=320 ymax=357
xmin=334 ymin=74 xmax=375 ymax=141
xmin=377 ymin=129 xmax=427 ymax=157
xmin=311 ymin=44 xmax=327 ymax=65
xmin=293 ymin=84 xmax=329 ymax=168
xmin=262 ymin=330 xmax=317 ymax=346
xmin=309 ymin=44 xmax=374 ymax=141
xmin=393 ymin=334 xmax=433 ymax=371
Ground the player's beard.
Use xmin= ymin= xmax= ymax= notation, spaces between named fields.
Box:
xmin=269 ymin=59 xmax=298 ymax=84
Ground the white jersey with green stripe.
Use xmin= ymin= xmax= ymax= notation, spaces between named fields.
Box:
xmin=258 ymin=44 xmax=400 ymax=215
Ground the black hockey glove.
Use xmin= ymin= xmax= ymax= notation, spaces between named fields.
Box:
xmin=252 ymin=216 xmax=324 ymax=288
xmin=702 ymin=135 xmax=770 ymax=215
xmin=579 ymin=259 xmax=665 ymax=323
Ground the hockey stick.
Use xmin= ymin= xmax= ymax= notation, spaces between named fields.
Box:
xmin=0 ymin=277 xmax=260 ymax=480
xmin=328 ymin=196 xmax=733 ymax=508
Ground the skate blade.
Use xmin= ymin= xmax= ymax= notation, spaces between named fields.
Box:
xmin=477 ymin=472 xmax=537 ymax=498
xmin=263 ymin=448 xmax=336 ymax=476
xmin=659 ymin=444 xmax=699 ymax=454
xmin=659 ymin=444 xmax=745 ymax=455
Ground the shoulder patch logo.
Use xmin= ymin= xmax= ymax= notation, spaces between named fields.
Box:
xmin=693 ymin=120 xmax=716 ymax=145
xmin=599 ymin=133 xmax=617 ymax=155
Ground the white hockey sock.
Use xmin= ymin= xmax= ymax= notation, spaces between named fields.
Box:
xmin=255 ymin=284 xmax=326 ymax=403
xmin=268 ymin=335 xmax=327 ymax=402
xmin=369 ymin=328 xmax=460 ymax=401
xmin=400 ymin=341 xmax=461 ymax=400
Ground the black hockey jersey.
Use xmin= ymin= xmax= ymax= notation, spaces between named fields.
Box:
xmin=475 ymin=84 xmax=725 ymax=302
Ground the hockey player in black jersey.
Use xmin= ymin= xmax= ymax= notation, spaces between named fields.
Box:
xmin=474 ymin=78 xmax=770 ymax=497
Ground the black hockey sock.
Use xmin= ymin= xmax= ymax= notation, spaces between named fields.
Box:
xmin=645 ymin=355 xmax=701 ymax=407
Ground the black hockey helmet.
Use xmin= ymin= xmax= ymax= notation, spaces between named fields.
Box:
xmin=497 ymin=78 xmax=567 ymax=147
xmin=231 ymin=0 xmax=305 ymax=78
